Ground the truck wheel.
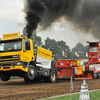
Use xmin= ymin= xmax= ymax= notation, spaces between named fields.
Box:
xmin=1 ymin=72 xmax=10 ymax=81
xmin=49 ymin=70 xmax=57 ymax=83
xmin=93 ymin=73 xmax=97 ymax=79
xmin=98 ymin=73 xmax=100 ymax=78
xmin=24 ymin=65 xmax=36 ymax=82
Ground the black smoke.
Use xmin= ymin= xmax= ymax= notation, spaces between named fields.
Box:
xmin=24 ymin=0 xmax=100 ymax=39
xmin=24 ymin=0 xmax=47 ymax=38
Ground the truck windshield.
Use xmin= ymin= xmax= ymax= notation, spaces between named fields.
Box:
xmin=89 ymin=47 xmax=98 ymax=52
xmin=0 ymin=39 xmax=22 ymax=52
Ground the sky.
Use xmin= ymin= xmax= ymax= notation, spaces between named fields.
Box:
xmin=0 ymin=0 xmax=99 ymax=49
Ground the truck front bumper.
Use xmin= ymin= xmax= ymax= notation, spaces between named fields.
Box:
xmin=0 ymin=62 xmax=28 ymax=72
xmin=0 ymin=65 xmax=28 ymax=72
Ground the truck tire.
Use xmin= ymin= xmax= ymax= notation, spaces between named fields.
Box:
xmin=1 ymin=72 xmax=10 ymax=81
xmin=93 ymin=73 xmax=97 ymax=79
xmin=24 ymin=65 xmax=36 ymax=82
xmin=98 ymin=72 xmax=100 ymax=78
xmin=49 ymin=70 xmax=57 ymax=83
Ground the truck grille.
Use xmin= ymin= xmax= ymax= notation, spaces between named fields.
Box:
xmin=0 ymin=59 xmax=19 ymax=62
xmin=0 ymin=55 xmax=19 ymax=63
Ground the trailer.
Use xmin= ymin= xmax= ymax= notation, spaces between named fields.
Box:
xmin=55 ymin=59 xmax=86 ymax=79
xmin=55 ymin=42 xmax=100 ymax=80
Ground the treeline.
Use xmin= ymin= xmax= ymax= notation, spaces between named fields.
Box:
xmin=24 ymin=31 xmax=88 ymax=59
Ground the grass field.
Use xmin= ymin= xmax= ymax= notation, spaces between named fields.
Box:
xmin=42 ymin=90 xmax=100 ymax=100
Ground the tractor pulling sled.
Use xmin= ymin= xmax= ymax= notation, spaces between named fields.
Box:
xmin=0 ymin=33 xmax=100 ymax=83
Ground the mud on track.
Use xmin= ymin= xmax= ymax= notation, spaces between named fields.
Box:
xmin=0 ymin=78 xmax=100 ymax=100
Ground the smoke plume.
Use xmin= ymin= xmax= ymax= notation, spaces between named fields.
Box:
xmin=24 ymin=0 xmax=100 ymax=39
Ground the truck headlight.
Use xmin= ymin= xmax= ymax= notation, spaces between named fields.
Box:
xmin=16 ymin=62 xmax=22 ymax=65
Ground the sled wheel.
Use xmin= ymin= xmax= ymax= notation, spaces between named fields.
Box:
xmin=49 ymin=70 xmax=57 ymax=83
xmin=98 ymin=72 xmax=100 ymax=78
xmin=1 ymin=72 xmax=10 ymax=81
xmin=24 ymin=65 xmax=36 ymax=82
xmin=93 ymin=73 xmax=97 ymax=79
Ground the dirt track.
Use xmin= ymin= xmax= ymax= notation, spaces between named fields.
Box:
xmin=0 ymin=78 xmax=100 ymax=100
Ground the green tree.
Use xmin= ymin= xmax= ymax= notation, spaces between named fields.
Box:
xmin=42 ymin=38 xmax=71 ymax=59
xmin=71 ymin=42 xmax=88 ymax=59
xmin=31 ymin=31 xmax=43 ymax=47
xmin=57 ymin=40 xmax=71 ymax=59
xmin=42 ymin=37 xmax=61 ymax=59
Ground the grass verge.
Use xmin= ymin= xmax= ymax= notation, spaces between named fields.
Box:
xmin=42 ymin=90 xmax=100 ymax=100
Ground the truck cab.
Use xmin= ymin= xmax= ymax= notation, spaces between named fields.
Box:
xmin=0 ymin=33 xmax=35 ymax=81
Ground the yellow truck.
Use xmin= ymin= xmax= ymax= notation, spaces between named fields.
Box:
xmin=0 ymin=33 xmax=57 ymax=82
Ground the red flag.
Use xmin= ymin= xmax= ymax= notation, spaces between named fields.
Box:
xmin=62 ymin=51 xmax=67 ymax=57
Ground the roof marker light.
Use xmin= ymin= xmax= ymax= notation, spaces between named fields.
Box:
xmin=21 ymin=35 xmax=24 ymax=37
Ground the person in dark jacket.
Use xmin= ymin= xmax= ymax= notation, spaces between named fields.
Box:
xmin=51 ymin=56 xmax=57 ymax=68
